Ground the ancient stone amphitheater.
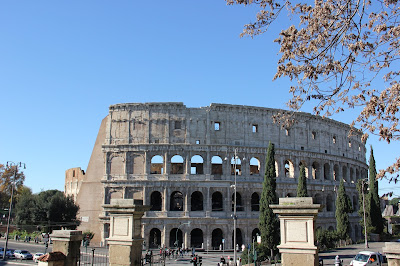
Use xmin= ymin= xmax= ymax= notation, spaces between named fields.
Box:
xmin=65 ymin=102 xmax=367 ymax=248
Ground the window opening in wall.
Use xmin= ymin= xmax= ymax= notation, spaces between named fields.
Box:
xmin=301 ymin=146 xmax=304 ymax=150
xmin=175 ymin=121 xmax=181 ymax=129
xmin=170 ymin=191 xmax=184 ymax=211
xmin=285 ymin=129 xmax=290 ymax=136
xmin=325 ymin=150 xmax=327 ymax=153
xmin=250 ymin=157 xmax=260 ymax=175
xmin=150 ymin=191 xmax=162 ymax=211
xmin=348 ymin=140 xmax=352 ymax=147
xmin=195 ymin=140 xmax=200 ymax=144
xmin=284 ymin=160 xmax=294 ymax=178
xmin=312 ymin=162 xmax=319 ymax=179
xmin=326 ymin=194 xmax=334 ymax=211
xmin=72 ymin=170 xmax=75 ymax=177
xmin=299 ymin=161 xmax=308 ymax=178
xmin=150 ymin=155 xmax=164 ymax=174
xmin=251 ymin=192 xmax=260 ymax=211
xmin=170 ymin=229 xmax=183 ymax=248
xmin=170 ymin=155 xmax=184 ymax=174
xmin=214 ymin=122 xmax=220 ymax=131
xmin=324 ymin=163 xmax=330 ymax=180
xmin=252 ymin=124 xmax=258 ymax=133
xmin=212 ymin=192 xmax=223 ymax=211
xmin=154 ymin=139 xmax=159 ymax=144
xmin=191 ymin=155 xmax=204 ymax=174
xmin=312 ymin=131 xmax=316 ymax=139
xmin=211 ymin=156 xmax=223 ymax=177
xmin=191 ymin=191 xmax=203 ymax=211
xmin=232 ymin=192 xmax=243 ymax=211
xmin=231 ymin=157 xmax=242 ymax=175
xmin=358 ymin=145 xmax=361 ymax=151
xmin=149 ymin=229 xmax=162 ymax=249
xmin=350 ymin=168 xmax=354 ymax=182
xmin=333 ymin=136 xmax=337 ymax=143
xmin=342 ymin=166 xmax=348 ymax=182
xmin=333 ymin=164 xmax=339 ymax=181
xmin=190 ymin=229 xmax=204 ymax=248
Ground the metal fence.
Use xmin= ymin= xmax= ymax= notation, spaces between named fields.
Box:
xmin=79 ymin=248 xmax=109 ymax=266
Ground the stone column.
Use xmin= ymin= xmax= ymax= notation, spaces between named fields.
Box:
xmin=383 ymin=242 xmax=400 ymax=266
xmin=104 ymin=199 xmax=151 ymax=266
xmin=50 ymin=230 xmax=83 ymax=266
xmin=270 ymin=197 xmax=322 ymax=266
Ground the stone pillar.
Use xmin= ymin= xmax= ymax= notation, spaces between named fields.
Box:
xmin=50 ymin=230 xmax=83 ymax=266
xmin=383 ymin=242 xmax=400 ymax=266
xmin=270 ymin=197 xmax=322 ymax=266
xmin=104 ymin=199 xmax=151 ymax=266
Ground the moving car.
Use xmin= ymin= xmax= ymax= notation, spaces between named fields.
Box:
xmin=350 ymin=251 xmax=387 ymax=266
xmin=14 ymin=250 xmax=33 ymax=260
xmin=33 ymin=252 xmax=44 ymax=262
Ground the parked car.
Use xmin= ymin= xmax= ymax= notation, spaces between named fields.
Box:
xmin=14 ymin=250 xmax=33 ymax=260
xmin=350 ymin=251 xmax=387 ymax=266
xmin=33 ymin=252 xmax=44 ymax=262
xmin=0 ymin=248 xmax=14 ymax=259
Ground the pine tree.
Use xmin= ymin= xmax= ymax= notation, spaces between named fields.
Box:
xmin=297 ymin=164 xmax=308 ymax=197
xmin=259 ymin=142 xmax=280 ymax=258
xmin=367 ymin=147 xmax=384 ymax=234
xmin=335 ymin=179 xmax=352 ymax=240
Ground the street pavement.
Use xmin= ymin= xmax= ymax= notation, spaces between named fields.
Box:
xmin=0 ymin=239 xmax=390 ymax=265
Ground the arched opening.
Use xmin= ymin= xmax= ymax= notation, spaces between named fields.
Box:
xmin=231 ymin=192 xmax=243 ymax=211
xmin=356 ymin=168 xmax=360 ymax=180
xmin=326 ymin=194 xmax=334 ymax=212
xmin=250 ymin=157 xmax=260 ymax=175
xmin=212 ymin=192 xmax=223 ymax=212
xmin=110 ymin=156 xmax=124 ymax=176
xmin=211 ymin=156 xmax=223 ymax=176
xmin=170 ymin=228 xmax=183 ymax=248
xmin=314 ymin=193 xmax=323 ymax=205
xmin=212 ymin=228 xmax=223 ymax=250
xmin=231 ymin=228 xmax=243 ymax=249
xmin=231 ymin=157 xmax=242 ymax=175
xmin=190 ymin=228 xmax=203 ymax=248
xmin=149 ymin=228 xmax=161 ymax=249
xmin=170 ymin=191 xmax=184 ymax=211
xmin=170 ymin=155 xmax=184 ymax=174
xmin=191 ymin=191 xmax=203 ymax=211
xmin=324 ymin=163 xmax=330 ymax=180
xmin=275 ymin=161 xmax=279 ymax=177
xmin=191 ymin=155 xmax=204 ymax=174
xmin=343 ymin=165 xmax=348 ymax=182
xmin=350 ymin=167 xmax=354 ymax=182
xmin=150 ymin=191 xmax=162 ymax=211
xmin=312 ymin=162 xmax=319 ymax=179
xmin=150 ymin=155 xmax=164 ymax=174
xmin=333 ymin=164 xmax=339 ymax=181
xmin=251 ymin=192 xmax=260 ymax=211
xmin=252 ymin=228 xmax=261 ymax=241
xmin=299 ymin=161 xmax=309 ymax=178
xmin=284 ymin=160 xmax=294 ymax=178
xmin=353 ymin=195 xmax=358 ymax=212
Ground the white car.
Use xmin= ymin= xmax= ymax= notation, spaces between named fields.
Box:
xmin=14 ymin=250 xmax=33 ymax=260
xmin=350 ymin=251 xmax=387 ymax=266
xmin=33 ymin=252 xmax=44 ymax=262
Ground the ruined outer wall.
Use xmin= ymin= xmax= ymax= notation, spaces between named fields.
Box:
xmin=65 ymin=167 xmax=85 ymax=202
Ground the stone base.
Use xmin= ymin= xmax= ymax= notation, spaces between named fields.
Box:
xmin=109 ymin=240 xmax=143 ymax=266
xmin=383 ymin=242 xmax=400 ymax=266
xmin=281 ymin=253 xmax=319 ymax=266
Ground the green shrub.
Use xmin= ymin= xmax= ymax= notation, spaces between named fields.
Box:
xmin=316 ymin=229 xmax=339 ymax=250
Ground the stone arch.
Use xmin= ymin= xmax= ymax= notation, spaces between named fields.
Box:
xmin=170 ymin=228 xmax=183 ymax=248
xmin=231 ymin=157 xmax=242 ymax=175
xmin=284 ymin=160 xmax=294 ymax=178
xmin=212 ymin=228 xmax=223 ymax=249
xmin=211 ymin=156 xmax=223 ymax=175
xmin=191 ymin=155 xmax=204 ymax=174
xmin=150 ymin=155 xmax=164 ymax=174
xmin=251 ymin=192 xmax=260 ymax=211
xmin=191 ymin=191 xmax=203 ymax=211
xmin=190 ymin=228 xmax=203 ymax=248
xmin=342 ymin=165 xmax=348 ymax=182
xmin=212 ymin=191 xmax=223 ymax=212
xmin=232 ymin=228 xmax=243 ymax=249
xmin=299 ymin=161 xmax=309 ymax=178
xmin=250 ymin=157 xmax=260 ymax=175
xmin=312 ymin=162 xmax=319 ymax=179
xmin=170 ymin=191 xmax=184 ymax=211
xmin=275 ymin=160 xmax=279 ymax=177
xmin=232 ymin=192 xmax=243 ymax=211
xmin=326 ymin=194 xmax=334 ymax=212
xmin=314 ymin=193 xmax=323 ymax=205
xmin=353 ymin=195 xmax=358 ymax=211
xmin=252 ymin=228 xmax=261 ymax=241
xmin=333 ymin=164 xmax=339 ymax=181
xmin=149 ymin=228 xmax=162 ymax=249
xmin=110 ymin=156 xmax=124 ymax=176
xmin=170 ymin=155 xmax=184 ymax=174
xmin=150 ymin=191 xmax=162 ymax=211
xmin=356 ymin=168 xmax=360 ymax=180
xmin=350 ymin=167 xmax=354 ymax=182
xmin=324 ymin=163 xmax=331 ymax=180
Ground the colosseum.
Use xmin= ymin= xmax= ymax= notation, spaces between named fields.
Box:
xmin=65 ymin=102 xmax=367 ymax=248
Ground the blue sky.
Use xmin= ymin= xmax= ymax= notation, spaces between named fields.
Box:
xmin=1 ymin=1 xmax=399 ymax=198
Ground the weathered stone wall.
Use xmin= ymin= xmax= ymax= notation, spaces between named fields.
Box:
xmin=73 ymin=103 xmax=367 ymax=247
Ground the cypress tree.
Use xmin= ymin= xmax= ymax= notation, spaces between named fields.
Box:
xmin=335 ymin=179 xmax=352 ymax=239
xmin=297 ymin=164 xmax=308 ymax=197
xmin=259 ymin=142 xmax=280 ymax=258
xmin=367 ymin=147 xmax=384 ymax=234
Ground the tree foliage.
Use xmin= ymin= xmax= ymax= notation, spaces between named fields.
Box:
xmin=226 ymin=0 xmax=400 ymax=182
xmin=297 ymin=164 xmax=308 ymax=197
xmin=259 ymin=142 xmax=280 ymax=257
xmin=335 ymin=179 xmax=353 ymax=239
xmin=0 ymin=163 xmax=26 ymax=209
xmin=15 ymin=189 xmax=80 ymax=232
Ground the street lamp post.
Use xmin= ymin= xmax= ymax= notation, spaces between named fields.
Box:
xmin=233 ymin=149 xmax=238 ymax=266
xmin=175 ymin=221 xmax=190 ymax=249
xmin=3 ymin=161 xmax=25 ymax=260
xmin=361 ymin=178 xmax=369 ymax=249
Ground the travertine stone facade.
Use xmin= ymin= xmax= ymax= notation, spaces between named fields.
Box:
xmin=65 ymin=167 xmax=85 ymax=202
xmin=68 ymin=102 xmax=367 ymax=247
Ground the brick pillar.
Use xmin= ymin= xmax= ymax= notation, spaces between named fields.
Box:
xmin=50 ymin=230 xmax=83 ymax=266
